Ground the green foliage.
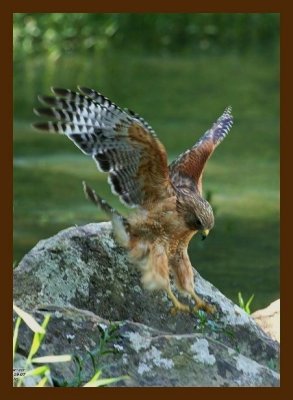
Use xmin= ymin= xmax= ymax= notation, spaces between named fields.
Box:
xmin=267 ymin=358 xmax=279 ymax=372
xmin=238 ymin=292 xmax=255 ymax=315
xmin=195 ymin=310 xmax=209 ymax=333
xmin=83 ymin=370 xmax=128 ymax=387
xmin=58 ymin=323 xmax=128 ymax=387
xmin=26 ymin=313 xmax=50 ymax=363
xmin=13 ymin=305 xmax=128 ymax=387
xmin=13 ymin=305 xmax=57 ymax=387
xmin=13 ymin=316 xmax=21 ymax=361
xmin=23 ymin=364 xmax=58 ymax=387
xmin=13 ymin=13 xmax=279 ymax=60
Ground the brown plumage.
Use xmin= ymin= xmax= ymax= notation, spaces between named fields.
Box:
xmin=33 ymin=87 xmax=233 ymax=314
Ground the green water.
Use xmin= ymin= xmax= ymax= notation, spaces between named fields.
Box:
xmin=13 ymin=52 xmax=279 ymax=310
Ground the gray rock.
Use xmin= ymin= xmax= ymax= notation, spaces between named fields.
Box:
xmin=13 ymin=222 xmax=280 ymax=387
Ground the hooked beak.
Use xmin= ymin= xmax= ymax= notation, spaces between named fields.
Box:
xmin=201 ymin=229 xmax=210 ymax=240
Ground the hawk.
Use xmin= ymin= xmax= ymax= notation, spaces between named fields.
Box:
xmin=33 ymin=87 xmax=233 ymax=315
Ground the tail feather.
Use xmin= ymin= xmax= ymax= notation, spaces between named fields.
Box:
xmin=82 ymin=181 xmax=114 ymax=216
xmin=82 ymin=181 xmax=130 ymax=248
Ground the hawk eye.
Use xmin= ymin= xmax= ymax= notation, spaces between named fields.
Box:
xmin=194 ymin=217 xmax=202 ymax=227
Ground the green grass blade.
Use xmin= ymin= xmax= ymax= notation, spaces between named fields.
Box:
xmin=25 ymin=365 xmax=50 ymax=377
xmin=27 ymin=333 xmax=42 ymax=362
xmin=38 ymin=314 xmax=51 ymax=345
xmin=83 ymin=375 xmax=128 ymax=387
xmin=13 ymin=317 xmax=22 ymax=361
xmin=40 ymin=314 xmax=51 ymax=332
xmin=36 ymin=376 xmax=48 ymax=387
xmin=32 ymin=355 xmax=72 ymax=363
xmin=27 ymin=314 xmax=51 ymax=362
xmin=83 ymin=370 xmax=102 ymax=386
xmin=238 ymin=292 xmax=245 ymax=309
xmin=13 ymin=304 xmax=45 ymax=334
xmin=245 ymin=294 xmax=255 ymax=314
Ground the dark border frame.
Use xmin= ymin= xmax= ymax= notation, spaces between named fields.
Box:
xmin=5 ymin=1 xmax=287 ymax=398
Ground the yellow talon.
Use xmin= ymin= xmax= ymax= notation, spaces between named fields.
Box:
xmin=193 ymin=302 xmax=216 ymax=314
xmin=190 ymin=291 xmax=216 ymax=314
xmin=166 ymin=287 xmax=216 ymax=315
xmin=167 ymin=287 xmax=191 ymax=314
xmin=170 ymin=303 xmax=191 ymax=315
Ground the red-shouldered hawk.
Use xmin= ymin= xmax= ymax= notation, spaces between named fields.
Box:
xmin=33 ymin=87 xmax=233 ymax=314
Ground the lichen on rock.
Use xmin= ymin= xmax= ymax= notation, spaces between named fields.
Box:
xmin=13 ymin=222 xmax=280 ymax=387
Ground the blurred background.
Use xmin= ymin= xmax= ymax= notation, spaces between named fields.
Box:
xmin=13 ymin=13 xmax=280 ymax=311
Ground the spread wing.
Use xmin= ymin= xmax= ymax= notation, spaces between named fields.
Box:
xmin=169 ymin=107 xmax=233 ymax=195
xmin=33 ymin=87 xmax=172 ymax=208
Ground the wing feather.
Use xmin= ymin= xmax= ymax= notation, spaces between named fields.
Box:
xmin=169 ymin=107 xmax=233 ymax=194
xmin=33 ymin=87 xmax=172 ymax=208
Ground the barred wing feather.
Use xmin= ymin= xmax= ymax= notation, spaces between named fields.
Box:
xmin=33 ymin=87 xmax=172 ymax=208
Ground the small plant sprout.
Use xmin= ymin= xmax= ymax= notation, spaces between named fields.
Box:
xmin=196 ymin=310 xmax=209 ymax=332
xmin=238 ymin=292 xmax=255 ymax=315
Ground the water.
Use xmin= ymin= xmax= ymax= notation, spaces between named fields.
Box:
xmin=13 ymin=52 xmax=279 ymax=310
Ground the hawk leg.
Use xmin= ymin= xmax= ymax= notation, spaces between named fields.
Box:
xmin=170 ymin=244 xmax=216 ymax=315
xmin=166 ymin=287 xmax=190 ymax=315
xmin=190 ymin=291 xmax=216 ymax=314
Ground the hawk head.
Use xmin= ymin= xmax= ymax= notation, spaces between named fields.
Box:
xmin=177 ymin=189 xmax=214 ymax=239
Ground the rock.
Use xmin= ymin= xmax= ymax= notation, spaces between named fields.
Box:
xmin=252 ymin=300 xmax=280 ymax=343
xmin=15 ymin=306 xmax=279 ymax=387
xmin=13 ymin=222 xmax=280 ymax=387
